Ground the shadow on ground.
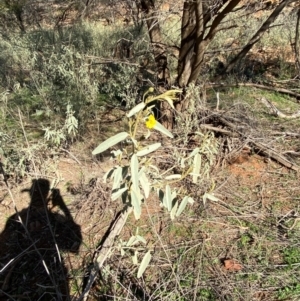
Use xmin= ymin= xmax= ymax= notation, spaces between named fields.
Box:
xmin=0 ymin=178 xmax=82 ymax=301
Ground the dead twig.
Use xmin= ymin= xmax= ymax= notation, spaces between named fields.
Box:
xmin=215 ymin=116 xmax=300 ymax=171
xmin=258 ymin=97 xmax=300 ymax=119
xmin=209 ymin=83 xmax=300 ymax=99
xmin=60 ymin=148 xmax=82 ymax=165
xmin=250 ymin=140 xmax=299 ymax=172
xmin=78 ymin=206 xmax=133 ymax=301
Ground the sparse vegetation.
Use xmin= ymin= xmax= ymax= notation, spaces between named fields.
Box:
xmin=0 ymin=1 xmax=300 ymax=300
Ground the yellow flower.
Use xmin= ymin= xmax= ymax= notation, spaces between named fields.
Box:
xmin=145 ymin=114 xmax=156 ymax=129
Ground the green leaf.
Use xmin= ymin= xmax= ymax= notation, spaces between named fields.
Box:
xmin=170 ymin=200 xmax=178 ymax=220
xmin=136 ymin=235 xmax=147 ymax=244
xmin=192 ymin=153 xmax=201 ymax=184
xmin=176 ymin=196 xmax=189 ymax=217
xmin=180 ymin=158 xmax=185 ymax=168
xmin=132 ymin=251 xmax=138 ymax=265
xmin=112 ymin=166 xmax=123 ymax=190
xmin=203 ymin=193 xmax=220 ymax=202
xmin=137 ymin=251 xmax=152 ymax=278
xmin=188 ymin=197 xmax=195 ymax=204
xmin=126 ymin=236 xmax=137 ymax=247
xmin=136 ymin=143 xmax=161 ymax=157
xmin=153 ymin=121 xmax=173 ymax=138
xmin=139 ymin=171 xmax=150 ymax=198
xmin=103 ymin=167 xmax=116 ymax=183
xmin=165 ymin=174 xmax=181 ymax=180
xmin=158 ymin=189 xmax=164 ymax=205
xmin=164 ymin=96 xmax=175 ymax=109
xmin=131 ymin=154 xmax=139 ymax=194
xmin=111 ymin=186 xmax=128 ymax=201
xmin=165 ymin=185 xmax=172 ymax=211
xmin=126 ymin=235 xmax=146 ymax=247
xmin=188 ymin=147 xmax=200 ymax=158
xmin=131 ymin=189 xmax=142 ymax=219
xmin=163 ymin=89 xmax=182 ymax=96
xmin=92 ymin=132 xmax=129 ymax=155
xmin=126 ymin=102 xmax=145 ymax=118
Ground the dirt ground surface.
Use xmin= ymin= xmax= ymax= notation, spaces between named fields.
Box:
xmin=1 ymin=135 xmax=299 ymax=300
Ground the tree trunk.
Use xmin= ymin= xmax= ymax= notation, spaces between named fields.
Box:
xmin=140 ymin=0 xmax=172 ymax=128
xmin=188 ymin=0 xmax=241 ymax=83
xmin=177 ymin=1 xmax=198 ymax=88
xmin=225 ymin=0 xmax=295 ymax=73
xmin=176 ymin=0 xmax=241 ymax=112
xmin=294 ymin=7 xmax=300 ymax=76
xmin=140 ymin=0 xmax=170 ymax=87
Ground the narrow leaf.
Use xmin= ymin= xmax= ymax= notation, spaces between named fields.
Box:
xmin=180 ymin=158 xmax=185 ymax=168
xmin=126 ymin=236 xmax=137 ymax=247
xmin=111 ymin=187 xmax=128 ymax=201
xmin=131 ymin=189 xmax=141 ymax=219
xmin=132 ymin=251 xmax=138 ymax=265
xmin=137 ymin=251 xmax=152 ymax=278
xmin=164 ymin=96 xmax=175 ymax=109
xmin=153 ymin=121 xmax=173 ymax=138
xmin=131 ymin=154 xmax=139 ymax=193
xmin=188 ymin=147 xmax=200 ymax=158
xmin=188 ymin=197 xmax=195 ymax=204
xmin=170 ymin=200 xmax=178 ymax=220
xmin=165 ymin=185 xmax=172 ymax=211
xmin=130 ymin=154 xmax=140 ymax=197
xmin=164 ymin=89 xmax=182 ymax=96
xmin=192 ymin=153 xmax=201 ymax=184
xmin=203 ymin=193 xmax=220 ymax=202
xmin=136 ymin=143 xmax=161 ymax=157
xmin=92 ymin=132 xmax=128 ymax=155
xmin=165 ymin=174 xmax=181 ymax=180
xmin=103 ymin=168 xmax=115 ymax=183
xmin=112 ymin=166 xmax=122 ymax=190
xmin=176 ymin=196 xmax=189 ymax=217
xmin=136 ymin=235 xmax=147 ymax=244
xmin=139 ymin=171 xmax=150 ymax=198
xmin=158 ymin=189 xmax=164 ymax=204
xmin=127 ymin=102 xmax=145 ymax=118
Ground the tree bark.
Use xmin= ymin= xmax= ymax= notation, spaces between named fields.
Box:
xmin=188 ymin=0 xmax=241 ymax=83
xmin=225 ymin=0 xmax=295 ymax=73
xmin=176 ymin=0 xmax=241 ymax=113
xmin=140 ymin=0 xmax=173 ymax=128
xmin=177 ymin=0 xmax=241 ymax=88
xmin=140 ymin=0 xmax=170 ymax=87
xmin=177 ymin=1 xmax=198 ymax=88
xmin=294 ymin=7 xmax=300 ymax=76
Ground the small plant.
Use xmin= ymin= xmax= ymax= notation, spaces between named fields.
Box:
xmin=92 ymin=88 xmax=219 ymax=277
xmin=283 ymin=246 xmax=300 ymax=267
xmin=43 ymin=102 xmax=78 ymax=146
xmin=278 ymin=283 xmax=300 ymax=300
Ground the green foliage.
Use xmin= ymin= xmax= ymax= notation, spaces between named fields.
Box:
xmin=99 ymin=63 xmax=140 ymax=108
xmin=283 ymin=247 xmax=300 ymax=267
xmin=92 ymin=88 xmax=217 ymax=277
xmin=278 ymin=283 xmax=300 ymax=300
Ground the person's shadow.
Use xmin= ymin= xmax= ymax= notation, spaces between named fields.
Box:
xmin=0 ymin=179 xmax=82 ymax=301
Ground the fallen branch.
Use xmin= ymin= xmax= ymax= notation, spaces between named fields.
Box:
xmin=258 ymin=97 xmax=300 ymax=119
xmin=272 ymin=131 xmax=300 ymax=137
xmin=78 ymin=206 xmax=133 ymax=301
xmin=200 ymin=124 xmax=239 ymax=137
xmin=209 ymin=83 xmax=300 ymax=99
xmin=215 ymin=117 xmax=300 ymax=171
xmin=250 ymin=140 xmax=299 ymax=172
